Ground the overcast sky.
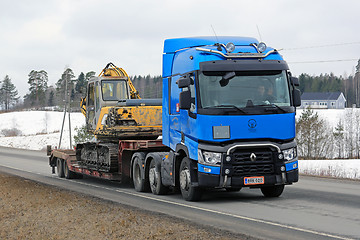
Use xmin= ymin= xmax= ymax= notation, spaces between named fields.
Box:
xmin=1 ymin=0 xmax=359 ymax=97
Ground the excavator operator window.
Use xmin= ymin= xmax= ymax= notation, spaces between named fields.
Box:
xmin=87 ymin=83 xmax=95 ymax=129
xmin=101 ymin=80 xmax=129 ymax=101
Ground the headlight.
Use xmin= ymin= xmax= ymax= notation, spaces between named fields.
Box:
xmin=198 ymin=150 xmax=222 ymax=165
xmin=282 ymin=147 xmax=297 ymax=161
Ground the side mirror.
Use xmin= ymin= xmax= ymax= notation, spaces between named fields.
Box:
xmin=291 ymin=77 xmax=300 ymax=87
xmin=177 ymin=76 xmax=192 ymax=88
xmin=293 ymin=89 xmax=301 ymax=107
xmin=179 ymin=90 xmax=191 ymax=109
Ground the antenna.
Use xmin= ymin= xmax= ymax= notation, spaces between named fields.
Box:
xmin=256 ymin=25 xmax=263 ymax=42
xmin=211 ymin=25 xmax=219 ymax=43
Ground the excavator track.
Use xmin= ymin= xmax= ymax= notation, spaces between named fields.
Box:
xmin=76 ymin=142 xmax=119 ymax=173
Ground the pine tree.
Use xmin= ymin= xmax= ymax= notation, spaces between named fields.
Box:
xmin=0 ymin=75 xmax=19 ymax=110
xmin=27 ymin=70 xmax=48 ymax=106
xmin=48 ymin=90 xmax=55 ymax=106
xmin=85 ymin=71 xmax=96 ymax=81
xmin=75 ymin=72 xmax=86 ymax=94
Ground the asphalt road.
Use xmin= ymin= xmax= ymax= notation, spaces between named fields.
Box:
xmin=0 ymin=146 xmax=359 ymax=240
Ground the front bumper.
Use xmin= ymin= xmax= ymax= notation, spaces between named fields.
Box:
xmin=198 ymin=168 xmax=298 ymax=188
xmin=196 ymin=140 xmax=299 ymax=188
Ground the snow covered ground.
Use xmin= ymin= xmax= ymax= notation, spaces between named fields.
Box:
xmin=0 ymin=110 xmax=359 ymax=180
xmin=0 ymin=110 xmax=84 ymax=150
xmin=295 ymin=108 xmax=360 ymax=128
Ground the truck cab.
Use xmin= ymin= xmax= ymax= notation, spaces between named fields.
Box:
xmin=161 ymin=37 xmax=301 ymax=200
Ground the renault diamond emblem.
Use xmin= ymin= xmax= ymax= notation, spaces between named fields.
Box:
xmin=250 ymin=153 xmax=257 ymax=162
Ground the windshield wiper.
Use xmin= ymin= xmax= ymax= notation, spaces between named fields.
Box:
xmin=205 ymin=104 xmax=247 ymax=114
xmin=256 ymin=103 xmax=287 ymax=113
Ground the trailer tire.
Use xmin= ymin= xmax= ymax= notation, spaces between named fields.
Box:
xmin=132 ymin=154 xmax=149 ymax=192
xmin=261 ymin=185 xmax=285 ymax=197
xmin=57 ymin=158 xmax=65 ymax=178
xmin=179 ymin=157 xmax=202 ymax=201
xmin=149 ymin=158 xmax=168 ymax=195
xmin=64 ymin=160 xmax=76 ymax=179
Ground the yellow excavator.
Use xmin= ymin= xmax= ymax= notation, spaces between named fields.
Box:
xmin=77 ymin=63 xmax=162 ymax=172
xmin=80 ymin=62 xmax=162 ymax=141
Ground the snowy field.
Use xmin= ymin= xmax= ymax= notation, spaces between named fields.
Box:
xmin=0 ymin=110 xmax=359 ymax=180
xmin=295 ymin=108 xmax=359 ymax=128
xmin=0 ymin=110 xmax=84 ymax=150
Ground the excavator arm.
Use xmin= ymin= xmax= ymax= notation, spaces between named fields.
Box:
xmin=99 ymin=62 xmax=141 ymax=99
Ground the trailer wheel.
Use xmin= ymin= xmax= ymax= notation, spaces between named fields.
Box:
xmin=56 ymin=158 xmax=65 ymax=178
xmin=261 ymin=185 xmax=285 ymax=197
xmin=149 ymin=158 xmax=168 ymax=195
xmin=179 ymin=157 xmax=202 ymax=201
xmin=64 ymin=160 xmax=76 ymax=179
xmin=132 ymin=154 xmax=149 ymax=192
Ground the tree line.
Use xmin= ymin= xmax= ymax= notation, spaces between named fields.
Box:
xmin=0 ymin=69 xmax=163 ymax=111
xmin=1 ymin=59 xmax=359 ymax=110
xmin=298 ymin=59 xmax=360 ymax=107
xmin=296 ymin=108 xmax=360 ymax=159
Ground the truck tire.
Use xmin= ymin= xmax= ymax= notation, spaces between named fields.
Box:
xmin=261 ymin=185 xmax=285 ymax=197
xmin=179 ymin=157 xmax=202 ymax=201
xmin=149 ymin=158 xmax=168 ymax=195
xmin=57 ymin=158 xmax=65 ymax=178
xmin=132 ymin=153 xmax=149 ymax=192
xmin=64 ymin=160 xmax=76 ymax=179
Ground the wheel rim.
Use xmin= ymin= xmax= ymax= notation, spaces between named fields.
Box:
xmin=57 ymin=159 xmax=61 ymax=174
xmin=134 ymin=163 xmax=141 ymax=186
xmin=64 ymin=163 xmax=68 ymax=176
xmin=149 ymin=167 xmax=157 ymax=190
xmin=180 ymin=167 xmax=190 ymax=191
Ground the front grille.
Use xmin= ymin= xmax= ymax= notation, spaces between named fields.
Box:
xmin=233 ymin=164 xmax=274 ymax=175
xmin=232 ymin=151 xmax=272 ymax=164
xmin=230 ymin=148 xmax=275 ymax=176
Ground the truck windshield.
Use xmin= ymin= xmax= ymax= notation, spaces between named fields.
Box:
xmin=198 ymin=70 xmax=291 ymax=109
xmin=101 ymin=80 xmax=129 ymax=101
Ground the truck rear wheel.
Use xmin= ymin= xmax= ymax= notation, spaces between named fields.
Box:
xmin=132 ymin=153 xmax=149 ymax=192
xmin=57 ymin=158 xmax=65 ymax=178
xmin=149 ymin=158 xmax=168 ymax=195
xmin=261 ymin=185 xmax=285 ymax=197
xmin=179 ymin=157 xmax=202 ymax=201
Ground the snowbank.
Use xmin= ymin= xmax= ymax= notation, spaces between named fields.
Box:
xmin=299 ymin=160 xmax=360 ymax=180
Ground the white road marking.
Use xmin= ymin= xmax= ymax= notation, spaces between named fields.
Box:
xmin=0 ymin=163 xmax=354 ymax=240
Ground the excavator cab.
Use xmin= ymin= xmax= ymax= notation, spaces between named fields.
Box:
xmin=81 ymin=63 xmax=162 ymax=141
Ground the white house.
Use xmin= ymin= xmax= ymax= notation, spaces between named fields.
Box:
xmin=300 ymin=92 xmax=346 ymax=109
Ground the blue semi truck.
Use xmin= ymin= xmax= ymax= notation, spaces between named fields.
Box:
xmin=49 ymin=36 xmax=301 ymax=201
xmin=160 ymin=36 xmax=300 ymax=200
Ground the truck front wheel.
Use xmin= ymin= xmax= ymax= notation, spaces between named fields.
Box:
xmin=179 ymin=157 xmax=202 ymax=201
xmin=261 ymin=185 xmax=285 ymax=197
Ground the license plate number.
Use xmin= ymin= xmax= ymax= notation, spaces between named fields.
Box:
xmin=244 ymin=176 xmax=264 ymax=185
